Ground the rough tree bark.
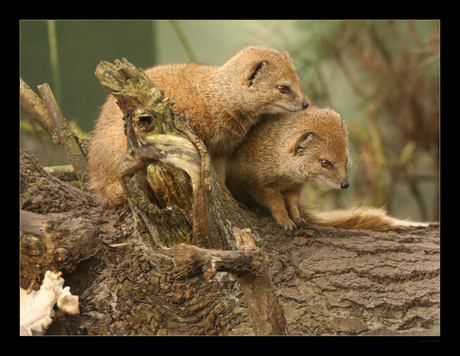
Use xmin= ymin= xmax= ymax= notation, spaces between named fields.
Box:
xmin=19 ymin=59 xmax=440 ymax=336
xmin=172 ymin=227 xmax=287 ymax=335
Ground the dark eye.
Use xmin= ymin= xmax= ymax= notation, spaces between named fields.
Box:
xmin=320 ymin=160 xmax=332 ymax=168
xmin=277 ymin=85 xmax=290 ymax=94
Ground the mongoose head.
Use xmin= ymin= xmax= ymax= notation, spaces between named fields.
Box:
xmin=222 ymin=46 xmax=309 ymax=115
xmin=286 ymin=108 xmax=351 ymax=190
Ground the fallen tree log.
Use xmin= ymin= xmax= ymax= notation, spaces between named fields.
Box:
xmin=19 ymin=59 xmax=440 ymax=336
xmin=19 ymin=145 xmax=440 ymax=336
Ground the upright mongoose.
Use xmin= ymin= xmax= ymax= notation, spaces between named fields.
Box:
xmin=226 ymin=107 xmax=428 ymax=231
xmin=88 ymin=45 xmax=309 ymax=206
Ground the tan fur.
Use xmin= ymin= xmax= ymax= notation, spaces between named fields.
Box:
xmin=226 ymin=107 xmax=427 ymax=231
xmin=88 ymin=45 xmax=308 ymax=206
xmin=299 ymin=205 xmax=426 ymax=231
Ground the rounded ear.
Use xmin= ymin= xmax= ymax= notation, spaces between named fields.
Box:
xmin=244 ymin=61 xmax=265 ymax=87
xmin=292 ymin=132 xmax=313 ymax=155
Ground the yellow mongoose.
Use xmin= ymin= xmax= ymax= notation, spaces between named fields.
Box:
xmin=88 ymin=45 xmax=309 ymax=206
xmin=226 ymin=107 xmax=427 ymax=231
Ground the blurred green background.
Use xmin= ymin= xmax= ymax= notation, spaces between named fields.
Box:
xmin=20 ymin=20 xmax=439 ymax=222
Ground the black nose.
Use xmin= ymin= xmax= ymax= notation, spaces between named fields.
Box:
xmin=341 ymin=181 xmax=349 ymax=189
xmin=302 ymin=100 xmax=309 ymax=109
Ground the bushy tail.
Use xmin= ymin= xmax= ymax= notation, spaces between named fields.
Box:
xmin=299 ymin=205 xmax=427 ymax=231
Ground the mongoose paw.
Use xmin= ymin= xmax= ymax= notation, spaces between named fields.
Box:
xmin=292 ymin=217 xmax=307 ymax=227
xmin=275 ymin=217 xmax=297 ymax=230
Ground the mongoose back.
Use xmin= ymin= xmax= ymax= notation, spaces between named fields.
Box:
xmin=88 ymin=45 xmax=309 ymax=206
xmin=226 ymin=107 xmax=427 ymax=231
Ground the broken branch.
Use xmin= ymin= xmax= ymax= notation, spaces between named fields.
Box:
xmin=20 ymin=78 xmax=58 ymax=143
xmin=37 ymin=83 xmax=89 ymax=187
xmin=171 ymin=228 xmax=287 ymax=336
